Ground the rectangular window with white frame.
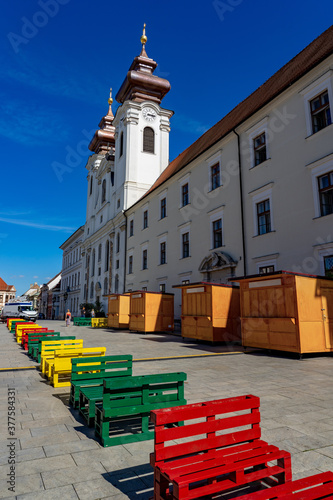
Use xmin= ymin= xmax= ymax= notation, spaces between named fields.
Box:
xmin=182 ymin=232 xmax=190 ymax=258
xmin=143 ymin=210 xmax=148 ymax=229
xmin=160 ymin=197 xmax=167 ymax=219
xmin=310 ymin=90 xmax=331 ymax=134
xmin=159 ymin=283 xmax=166 ymax=293
xmin=259 ymin=265 xmax=275 ymax=274
xmin=318 ymin=171 xmax=333 ymax=216
xmin=181 ymin=183 xmax=189 ymax=207
xmin=128 ymin=255 xmax=133 ymax=274
xmin=300 ymin=72 xmax=333 ymax=137
xmin=251 ymin=184 xmax=274 ymax=236
xmin=324 ymin=255 xmax=333 ymax=276
xmin=142 ymin=249 xmax=148 ymax=270
xmin=257 ymin=199 xmax=271 ymax=235
xmin=129 ymin=219 xmax=134 ymax=237
xmin=253 ymin=132 xmax=267 ymax=166
xmin=160 ymin=241 xmax=166 ymax=265
xmin=211 ymin=163 xmax=221 ymax=190
xmin=212 ymin=219 xmax=223 ymax=248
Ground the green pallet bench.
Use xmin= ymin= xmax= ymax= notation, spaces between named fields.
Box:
xmin=27 ymin=332 xmax=60 ymax=356
xmin=70 ymin=354 xmax=132 ymax=409
xmin=73 ymin=317 xmax=92 ymax=326
xmin=94 ymin=372 xmax=187 ymax=447
xmin=31 ymin=336 xmax=76 ymax=362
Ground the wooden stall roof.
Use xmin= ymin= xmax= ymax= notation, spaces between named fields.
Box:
xmin=229 ymin=270 xmax=333 ymax=283
xmin=173 ymin=282 xmax=239 ymax=289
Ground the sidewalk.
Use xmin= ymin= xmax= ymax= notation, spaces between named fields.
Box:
xmin=0 ymin=320 xmax=333 ymax=499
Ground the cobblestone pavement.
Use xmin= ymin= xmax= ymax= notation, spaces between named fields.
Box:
xmin=0 ymin=320 xmax=333 ymax=499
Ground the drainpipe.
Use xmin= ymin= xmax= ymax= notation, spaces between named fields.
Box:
xmin=122 ymin=211 xmax=127 ymax=293
xmin=233 ymin=129 xmax=247 ymax=276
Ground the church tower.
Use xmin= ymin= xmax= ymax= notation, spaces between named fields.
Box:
xmin=113 ymin=24 xmax=173 ymax=210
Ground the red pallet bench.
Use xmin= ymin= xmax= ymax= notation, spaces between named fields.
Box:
xmin=21 ymin=329 xmax=54 ymax=350
xmin=235 ymin=471 xmax=333 ymax=499
xmin=150 ymin=395 xmax=292 ymax=500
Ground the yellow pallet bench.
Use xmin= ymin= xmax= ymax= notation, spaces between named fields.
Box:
xmin=91 ymin=318 xmax=108 ymax=328
xmin=50 ymin=347 xmax=107 ymax=387
xmin=8 ymin=318 xmax=25 ymax=331
xmin=16 ymin=324 xmax=42 ymax=343
xmin=40 ymin=339 xmax=84 ymax=374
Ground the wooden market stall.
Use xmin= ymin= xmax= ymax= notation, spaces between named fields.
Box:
xmin=129 ymin=291 xmax=174 ymax=333
xmin=107 ymin=294 xmax=130 ymax=329
xmin=173 ymin=282 xmax=241 ymax=343
xmin=231 ymin=271 xmax=333 ymax=355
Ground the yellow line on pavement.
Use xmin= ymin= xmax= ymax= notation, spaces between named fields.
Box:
xmin=0 ymin=366 xmax=37 ymax=371
xmin=133 ymin=351 xmax=244 ymax=362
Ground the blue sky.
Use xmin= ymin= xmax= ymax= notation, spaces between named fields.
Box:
xmin=0 ymin=0 xmax=332 ymax=295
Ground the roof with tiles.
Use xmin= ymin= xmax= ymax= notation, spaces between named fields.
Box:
xmin=129 ymin=25 xmax=333 ymax=208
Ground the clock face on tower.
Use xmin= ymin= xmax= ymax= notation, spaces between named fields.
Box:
xmin=142 ymin=107 xmax=157 ymax=122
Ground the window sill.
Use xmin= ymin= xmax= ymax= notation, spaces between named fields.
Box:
xmin=305 ymin=122 xmax=333 ymax=140
xmin=313 ymin=213 xmax=333 ymax=220
xmin=179 ymin=203 xmax=190 ymax=210
xmin=208 ymin=185 xmax=223 ymax=193
xmin=209 ymin=245 xmax=225 ymax=251
xmin=253 ymin=230 xmax=276 ymax=238
xmin=142 ymin=228 xmax=148 ymax=231
xmin=249 ymin=158 xmax=271 ymax=170
xmin=180 ymin=256 xmax=191 ymax=260
xmin=158 ymin=263 xmax=167 ymax=266
xmin=159 ymin=216 xmax=167 ymax=221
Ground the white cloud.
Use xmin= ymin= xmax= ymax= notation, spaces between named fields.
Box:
xmin=19 ymin=275 xmax=24 ymax=278
xmin=33 ymin=276 xmax=38 ymax=279
xmin=0 ymin=217 xmax=75 ymax=233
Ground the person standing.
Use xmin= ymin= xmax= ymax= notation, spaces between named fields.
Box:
xmin=65 ymin=309 xmax=71 ymax=327
xmin=91 ymin=308 xmax=95 ymax=318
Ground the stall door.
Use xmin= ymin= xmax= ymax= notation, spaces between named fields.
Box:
xmin=321 ymin=288 xmax=333 ymax=350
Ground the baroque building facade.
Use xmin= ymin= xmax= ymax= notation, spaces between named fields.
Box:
xmin=59 ymin=226 xmax=84 ymax=318
xmin=67 ymin=25 xmax=333 ymax=319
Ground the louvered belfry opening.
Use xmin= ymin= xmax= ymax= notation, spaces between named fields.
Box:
xmin=143 ymin=127 xmax=154 ymax=153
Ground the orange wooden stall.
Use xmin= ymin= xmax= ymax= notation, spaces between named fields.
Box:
xmin=129 ymin=291 xmax=174 ymax=333
xmin=174 ymin=282 xmax=240 ymax=343
xmin=107 ymin=294 xmax=130 ymax=329
xmin=231 ymin=271 xmax=333 ymax=355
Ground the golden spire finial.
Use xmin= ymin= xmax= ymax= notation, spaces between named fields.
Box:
xmin=108 ymin=88 xmax=113 ymax=105
xmin=140 ymin=23 xmax=147 ymax=46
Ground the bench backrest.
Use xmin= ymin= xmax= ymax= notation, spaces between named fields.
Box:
xmin=71 ymin=354 xmax=132 ymax=382
xmin=22 ymin=328 xmax=53 ymax=343
xmin=150 ymin=394 xmax=261 ymax=467
xmin=27 ymin=332 xmax=59 ymax=344
xmin=40 ymin=339 xmax=83 ymax=357
xmin=102 ymin=372 xmax=187 ymax=418
xmin=52 ymin=348 xmax=107 ymax=368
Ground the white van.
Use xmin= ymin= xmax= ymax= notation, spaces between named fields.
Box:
xmin=1 ymin=302 xmax=38 ymax=322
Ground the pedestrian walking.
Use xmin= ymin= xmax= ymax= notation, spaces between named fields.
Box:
xmin=91 ymin=308 xmax=95 ymax=318
xmin=65 ymin=309 xmax=71 ymax=327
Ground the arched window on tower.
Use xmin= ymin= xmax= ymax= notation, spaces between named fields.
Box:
xmin=102 ymin=179 xmax=106 ymax=203
xmin=104 ymin=277 xmax=108 ymax=295
xmin=119 ymin=132 xmax=124 ymax=158
xmin=143 ymin=127 xmax=154 ymax=154
xmin=98 ymin=244 xmax=102 ymax=262
xmin=90 ymin=177 xmax=93 ymax=195
xmin=91 ymin=250 xmax=95 ymax=276
xmin=90 ymin=281 xmax=94 ymax=299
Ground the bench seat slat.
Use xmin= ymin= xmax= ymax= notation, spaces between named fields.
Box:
xmin=228 ymin=472 xmax=333 ymax=500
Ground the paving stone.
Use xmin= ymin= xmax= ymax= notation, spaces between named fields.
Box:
xmin=21 ymin=416 xmax=76 ymax=430
xmin=16 ymin=484 xmax=79 ymax=499
xmin=0 ymin=446 xmax=45 ymax=466
xmin=73 ymin=476 xmax=122 ymax=500
xmin=30 ymin=424 xmax=72 ymax=437
xmin=0 ymin=473 xmax=44 ymax=498
xmin=43 ymin=438 xmax=100 ymax=457
xmin=0 ymin=454 xmax=76 ymax=479
xmin=41 ymin=463 xmax=105 ymax=489
xmin=19 ymin=429 xmax=81 ymax=449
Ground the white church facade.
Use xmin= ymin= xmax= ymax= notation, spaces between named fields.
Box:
xmin=61 ymin=25 xmax=333 ymax=319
